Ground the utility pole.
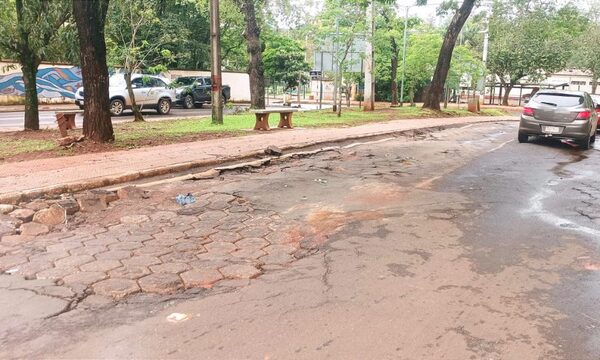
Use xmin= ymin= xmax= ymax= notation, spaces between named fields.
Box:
xmin=364 ymin=0 xmax=375 ymax=111
xmin=332 ymin=19 xmax=339 ymax=112
xmin=400 ymin=6 xmax=409 ymax=107
xmin=209 ymin=0 xmax=223 ymax=124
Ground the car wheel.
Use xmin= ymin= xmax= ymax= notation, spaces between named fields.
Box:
xmin=78 ymin=105 xmax=84 ymax=110
xmin=591 ymin=134 xmax=596 ymax=143
xmin=110 ymin=99 xmax=125 ymax=116
xmin=183 ymin=95 xmax=194 ymax=109
xmin=194 ymin=102 xmax=204 ymax=109
xmin=157 ymin=98 xmax=171 ymax=115
xmin=518 ymin=133 xmax=528 ymax=143
xmin=579 ymin=135 xmax=591 ymax=150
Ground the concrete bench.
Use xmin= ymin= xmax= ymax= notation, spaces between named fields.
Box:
xmin=55 ymin=110 xmax=82 ymax=137
xmin=251 ymin=109 xmax=297 ymax=131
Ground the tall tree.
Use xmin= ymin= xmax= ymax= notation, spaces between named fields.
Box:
xmin=487 ymin=1 xmax=586 ymax=105
xmin=419 ymin=0 xmax=477 ymax=110
xmin=73 ymin=0 xmax=114 ymax=142
xmin=0 ymin=0 xmax=71 ymax=130
xmin=234 ymin=0 xmax=266 ymax=109
xmin=571 ymin=25 xmax=600 ymax=94
xmin=263 ymin=34 xmax=310 ymax=92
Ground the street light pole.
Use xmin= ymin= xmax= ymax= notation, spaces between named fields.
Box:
xmin=209 ymin=0 xmax=223 ymax=124
xmin=364 ymin=0 xmax=375 ymax=111
xmin=399 ymin=6 xmax=409 ymax=107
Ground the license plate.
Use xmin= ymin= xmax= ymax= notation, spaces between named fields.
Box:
xmin=542 ymin=126 xmax=562 ymax=134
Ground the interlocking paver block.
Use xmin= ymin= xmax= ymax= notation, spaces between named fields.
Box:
xmin=153 ymin=230 xmax=185 ymax=241
xmin=46 ymin=242 xmax=82 ymax=253
xmin=122 ymin=256 xmax=162 ymax=267
xmin=216 ymin=221 xmax=247 ymax=232
xmin=264 ymin=244 xmax=297 ymax=255
xmin=170 ymin=242 xmax=203 ymax=252
xmin=205 ymin=241 xmax=237 ymax=254
xmin=150 ymin=211 xmax=177 ymax=222
xmin=80 ymin=260 xmax=122 ymax=272
xmin=54 ymin=255 xmax=95 ymax=268
xmin=95 ymin=250 xmax=132 ymax=261
xmin=36 ymin=266 xmax=78 ymax=280
xmin=239 ymin=226 xmax=271 ymax=239
xmin=70 ymin=245 xmax=107 ymax=256
xmin=181 ymin=269 xmax=223 ymax=288
xmin=133 ymin=246 xmax=172 ymax=257
xmin=219 ymin=264 xmax=262 ymax=279
xmin=208 ymin=231 xmax=241 ymax=243
xmin=109 ymin=242 xmax=143 ymax=251
xmin=0 ymin=255 xmax=28 ymax=271
xmin=259 ymin=252 xmax=295 ymax=265
xmin=236 ymin=237 xmax=270 ymax=249
xmin=185 ymin=226 xmax=218 ymax=238
xmin=29 ymin=251 xmax=69 ymax=263
xmin=62 ymin=271 xmax=107 ymax=285
xmin=198 ymin=210 xmax=228 ymax=221
xmin=159 ymin=251 xmax=198 ymax=263
xmin=189 ymin=259 xmax=230 ymax=270
xmin=138 ymin=273 xmax=183 ymax=294
xmin=93 ymin=278 xmax=140 ymax=299
xmin=108 ymin=265 xmax=151 ymax=280
xmin=120 ymin=215 xmax=150 ymax=224
xmin=150 ymin=262 xmax=191 ymax=274
xmin=231 ymin=248 xmax=267 ymax=260
xmin=13 ymin=261 xmax=53 ymax=279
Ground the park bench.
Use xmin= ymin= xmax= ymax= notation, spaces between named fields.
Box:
xmin=251 ymin=109 xmax=297 ymax=131
xmin=55 ymin=110 xmax=82 ymax=137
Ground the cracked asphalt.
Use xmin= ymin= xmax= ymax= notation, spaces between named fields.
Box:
xmin=2 ymin=121 xmax=600 ymax=359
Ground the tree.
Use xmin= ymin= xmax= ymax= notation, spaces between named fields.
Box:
xmin=0 ymin=0 xmax=71 ymax=130
xmin=487 ymin=1 xmax=586 ymax=105
xmin=263 ymin=34 xmax=310 ymax=92
xmin=419 ymin=0 xmax=477 ymax=110
xmin=571 ymin=25 xmax=600 ymax=94
xmin=73 ymin=0 xmax=114 ymax=142
xmin=234 ymin=0 xmax=266 ymax=109
xmin=106 ymin=0 xmax=171 ymax=122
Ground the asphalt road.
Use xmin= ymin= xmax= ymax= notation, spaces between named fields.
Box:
xmin=0 ymin=103 xmax=330 ymax=131
xmin=2 ymin=122 xmax=600 ymax=359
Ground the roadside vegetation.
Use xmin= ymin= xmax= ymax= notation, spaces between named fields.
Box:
xmin=0 ymin=107 xmax=508 ymax=162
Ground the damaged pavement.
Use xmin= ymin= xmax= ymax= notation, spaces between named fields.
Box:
xmin=2 ymin=121 xmax=600 ymax=359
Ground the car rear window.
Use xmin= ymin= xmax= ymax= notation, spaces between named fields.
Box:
xmin=533 ymin=93 xmax=584 ymax=107
xmin=176 ymin=77 xmax=195 ymax=85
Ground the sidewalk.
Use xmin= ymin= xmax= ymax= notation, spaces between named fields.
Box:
xmin=0 ymin=115 xmax=517 ymax=203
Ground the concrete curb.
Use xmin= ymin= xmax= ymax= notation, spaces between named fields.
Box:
xmin=0 ymin=117 xmax=518 ymax=204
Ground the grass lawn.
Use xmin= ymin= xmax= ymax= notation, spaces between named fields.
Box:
xmin=0 ymin=106 xmax=509 ymax=162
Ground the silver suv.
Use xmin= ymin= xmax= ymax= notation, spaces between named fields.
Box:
xmin=519 ymin=90 xmax=598 ymax=149
xmin=75 ymin=74 xmax=176 ymax=116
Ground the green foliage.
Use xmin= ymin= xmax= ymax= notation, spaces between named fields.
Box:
xmin=487 ymin=0 xmax=587 ymax=87
xmin=0 ymin=0 xmax=72 ymax=63
xmin=263 ymin=33 xmax=310 ymax=91
xmin=570 ymin=24 xmax=600 ymax=92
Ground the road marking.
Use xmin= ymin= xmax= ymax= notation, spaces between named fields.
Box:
xmin=522 ymin=187 xmax=600 ymax=238
xmin=486 ymin=139 xmax=514 ymax=154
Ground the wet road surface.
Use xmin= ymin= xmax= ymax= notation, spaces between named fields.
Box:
xmin=1 ymin=121 xmax=600 ymax=359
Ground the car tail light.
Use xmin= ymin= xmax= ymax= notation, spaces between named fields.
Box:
xmin=523 ymin=107 xmax=535 ymax=116
xmin=575 ymin=110 xmax=591 ymax=120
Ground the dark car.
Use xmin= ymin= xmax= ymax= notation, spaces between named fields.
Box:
xmin=173 ymin=76 xmax=231 ymax=109
xmin=518 ymin=90 xmax=598 ymax=149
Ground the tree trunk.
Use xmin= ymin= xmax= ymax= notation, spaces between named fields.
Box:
xmin=390 ymin=38 xmax=399 ymax=106
xmin=422 ymin=0 xmax=476 ymax=110
xmin=20 ymin=55 xmax=40 ymax=131
xmin=592 ymin=77 xmax=598 ymax=95
xmin=237 ymin=0 xmax=265 ymax=109
xmin=73 ymin=0 xmax=114 ymax=142
xmin=502 ymin=84 xmax=513 ymax=106
xmin=124 ymin=72 xmax=144 ymax=122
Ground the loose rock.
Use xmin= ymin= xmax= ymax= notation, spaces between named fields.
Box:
xmin=20 ymin=222 xmax=50 ymax=236
xmin=0 ymin=204 xmax=15 ymax=215
xmin=75 ymin=192 xmax=108 ymax=213
xmin=264 ymin=145 xmax=283 ymax=157
xmin=33 ymin=204 xmax=67 ymax=227
xmin=9 ymin=208 xmax=35 ymax=222
xmin=117 ymin=186 xmax=149 ymax=200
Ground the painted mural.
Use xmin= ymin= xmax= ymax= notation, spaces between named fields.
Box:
xmin=0 ymin=66 xmax=82 ymax=99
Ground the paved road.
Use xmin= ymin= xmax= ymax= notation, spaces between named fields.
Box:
xmin=0 ymin=103 xmax=330 ymax=131
xmin=2 ymin=122 xmax=600 ymax=359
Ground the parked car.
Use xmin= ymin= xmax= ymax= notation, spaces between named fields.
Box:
xmin=75 ymin=74 xmax=176 ymax=116
xmin=518 ymin=90 xmax=598 ymax=149
xmin=172 ymin=76 xmax=231 ymax=109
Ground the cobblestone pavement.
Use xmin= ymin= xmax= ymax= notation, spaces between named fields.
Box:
xmin=0 ymin=189 xmax=319 ymax=305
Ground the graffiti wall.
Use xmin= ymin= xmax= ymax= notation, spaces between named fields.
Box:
xmin=0 ymin=63 xmax=81 ymax=100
